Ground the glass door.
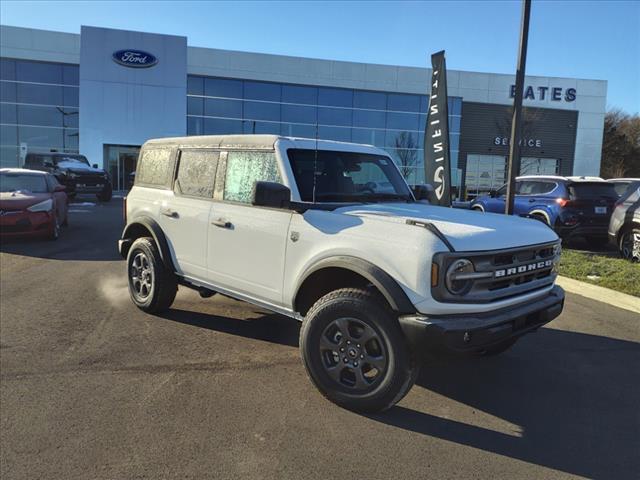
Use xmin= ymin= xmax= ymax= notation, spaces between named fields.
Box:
xmin=465 ymin=154 xmax=507 ymax=199
xmin=104 ymin=145 xmax=141 ymax=191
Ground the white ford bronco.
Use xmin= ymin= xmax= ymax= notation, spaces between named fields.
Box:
xmin=119 ymin=135 xmax=564 ymax=412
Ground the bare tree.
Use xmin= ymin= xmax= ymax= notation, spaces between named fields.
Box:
xmin=394 ymin=131 xmax=419 ymax=180
xmin=601 ymin=109 xmax=640 ymax=178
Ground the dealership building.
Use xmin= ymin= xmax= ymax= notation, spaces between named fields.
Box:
xmin=1 ymin=25 xmax=607 ymax=194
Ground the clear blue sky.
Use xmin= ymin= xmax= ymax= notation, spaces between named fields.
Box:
xmin=1 ymin=0 xmax=638 ymax=113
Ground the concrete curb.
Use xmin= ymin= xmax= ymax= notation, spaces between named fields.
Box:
xmin=556 ymin=276 xmax=640 ymax=314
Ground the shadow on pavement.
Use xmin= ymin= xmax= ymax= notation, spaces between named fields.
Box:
xmin=156 ymin=308 xmax=301 ymax=348
xmin=370 ymin=328 xmax=640 ymax=479
xmin=152 ymin=302 xmax=639 ymax=478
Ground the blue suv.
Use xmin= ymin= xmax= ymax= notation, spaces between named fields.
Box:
xmin=470 ymin=176 xmax=619 ymax=245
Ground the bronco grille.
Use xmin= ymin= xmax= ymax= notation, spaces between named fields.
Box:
xmin=432 ymin=241 xmax=561 ymax=303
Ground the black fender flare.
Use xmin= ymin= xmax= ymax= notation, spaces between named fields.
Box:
xmin=120 ymin=216 xmax=176 ymax=271
xmin=295 ymin=256 xmax=415 ymax=314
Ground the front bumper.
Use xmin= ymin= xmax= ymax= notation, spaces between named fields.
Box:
xmin=399 ymin=285 xmax=565 ymax=355
xmin=0 ymin=210 xmax=54 ymax=238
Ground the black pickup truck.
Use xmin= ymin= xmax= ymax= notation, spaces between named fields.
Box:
xmin=24 ymin=153 xmax=112 ymax=202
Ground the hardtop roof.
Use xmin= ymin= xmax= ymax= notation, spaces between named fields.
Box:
xmin=143 ymin=134 xmax=385 ymax=154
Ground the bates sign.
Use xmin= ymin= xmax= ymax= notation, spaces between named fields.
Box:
xmin=112 ymin=50 xmax=158 ymax=68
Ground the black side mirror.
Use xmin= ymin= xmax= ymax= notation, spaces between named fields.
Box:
xmin=252 ymin=181 xmax=291 ymax=209
xmin=92 ymin=163 xmax=98 ymax=169
xmin=412 ymin=184 xmax=436 ymax=203
xmin=489 ymin=190 xmax=497 ymax=198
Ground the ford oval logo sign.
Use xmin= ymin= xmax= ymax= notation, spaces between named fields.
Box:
xmin=112 ymin=50 xmax=158 ymax=68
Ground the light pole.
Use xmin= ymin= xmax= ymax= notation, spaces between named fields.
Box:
xmin=505 ymin=0 xmax=531 ymax=215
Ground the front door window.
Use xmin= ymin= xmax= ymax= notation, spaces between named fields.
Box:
xmin=223 ymin=151 xmax=281 ymax=203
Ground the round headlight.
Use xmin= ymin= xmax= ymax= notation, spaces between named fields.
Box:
xmin=445 ymin=258 xmax=475 ymax=295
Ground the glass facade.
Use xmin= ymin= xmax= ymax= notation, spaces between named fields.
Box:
xmin=187 ymin=76 xmax=462 ymax=185
xmin=0 ymin=57 xmax=80 ymax=167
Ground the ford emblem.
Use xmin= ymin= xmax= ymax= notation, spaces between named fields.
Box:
xmin=112 ymin=49 xmax=158 ymax=68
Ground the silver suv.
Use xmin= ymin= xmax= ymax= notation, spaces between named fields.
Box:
xmin=119 ymin=135 xmax=564 ymax=412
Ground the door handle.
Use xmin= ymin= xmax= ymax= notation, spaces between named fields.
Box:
xmin=211 ymin=218 xmax=232 ymax=229
xmin=160 ymin=208 xmax=178 ymax=218
xmin=528 ymin=198 xmax=536 ymax=203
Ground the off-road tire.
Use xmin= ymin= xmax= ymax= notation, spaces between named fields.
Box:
xmin=299 ymin=288 xmax=418 ymax=413
xmin=127 ymin=237 xmax=177 ymax=313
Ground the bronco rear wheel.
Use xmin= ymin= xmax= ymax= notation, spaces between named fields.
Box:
xmin=299 ymin=288 xmax=418 ymax=413
xmin=127 ymin=237 xmax=177 ymax=313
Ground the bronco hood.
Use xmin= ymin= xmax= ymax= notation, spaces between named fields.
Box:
xmin=335 ymin=203 xmax=559 ymax=252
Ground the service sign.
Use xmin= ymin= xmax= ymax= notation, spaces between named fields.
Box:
xmin=112 ymin=50 xmax=158 ymax=68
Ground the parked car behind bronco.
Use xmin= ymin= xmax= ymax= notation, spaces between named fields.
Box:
xmin=119 ymin=135 xmax=564 ymax=413
xmin=471 ymin=175 xmax=618 ymax=246
xmin=0 ymin=168 xmax=68 ymax=240
xmin=608 ymin=180 xmax=640 ymax=261
xmin=24 ymin=152 xmax=112 ymax=202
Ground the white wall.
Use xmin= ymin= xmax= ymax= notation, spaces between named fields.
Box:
xmin=79 ymin=26 xmax=187 ymax=168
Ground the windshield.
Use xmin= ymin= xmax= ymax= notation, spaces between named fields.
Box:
xmin=0 ymin=174 xmax=48 ymax=193
xmin=287 ymin=149 xmax=413 ymax=203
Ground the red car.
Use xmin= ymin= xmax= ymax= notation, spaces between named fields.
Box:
xmin=0 ymin=168 xmax=69 ymax=241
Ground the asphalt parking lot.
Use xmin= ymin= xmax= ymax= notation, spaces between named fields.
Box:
xmin=1 ymin=198 xmax=639 ymax=480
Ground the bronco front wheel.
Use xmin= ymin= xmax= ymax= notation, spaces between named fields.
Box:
xmin=299 ymin=288 xmax=418 ymax=413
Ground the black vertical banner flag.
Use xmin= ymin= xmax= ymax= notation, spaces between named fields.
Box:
xmin=424 ymin=50 xmax=451 ymax=206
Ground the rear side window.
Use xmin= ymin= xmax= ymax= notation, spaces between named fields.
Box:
xmin=175 ymin=150 xmax=218 ymax=198
xmin=223 ymin=151 xmax=280 ymax=204
xmin=519 ymin=181 xmax=557 ymax=195
xmin=516 ymin=181 xmax=537 ymax=195
xmin=136 ymin=148 xmax=174 ymax=188
xmin=568 ymin=183 xmax=618 ymax=199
